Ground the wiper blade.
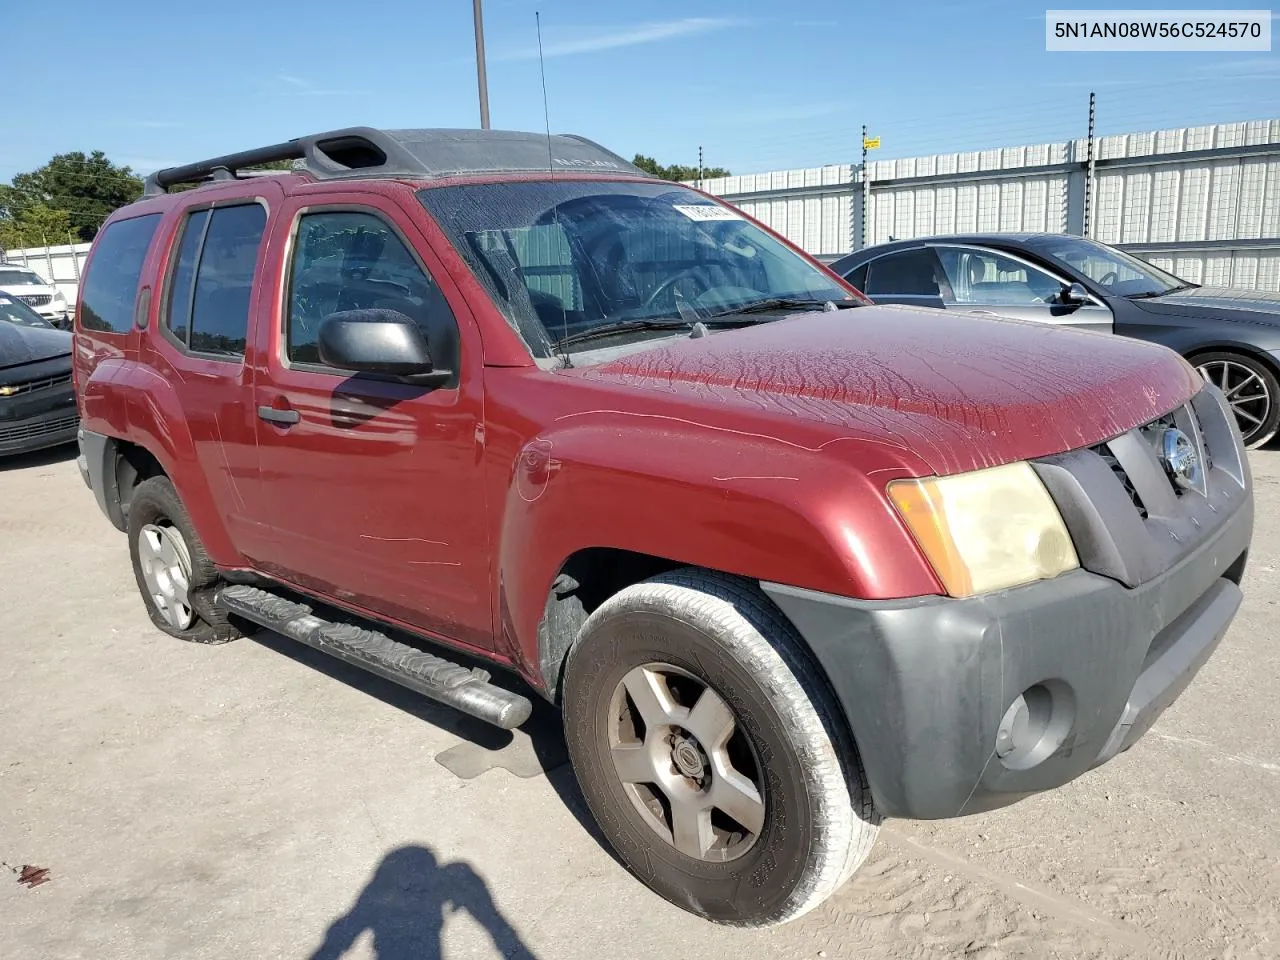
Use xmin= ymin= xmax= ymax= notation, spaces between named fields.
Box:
xmin=556 ymin=319 xmax=691 ymax=347
xmin=702 ymin=297 xmax=857 ymax=319
xmin=1128 ymin=283 xmax=1198 ymax=300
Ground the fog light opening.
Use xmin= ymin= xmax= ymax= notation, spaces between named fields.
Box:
xmin=995 ymin=681 xmax=1074 ymax=771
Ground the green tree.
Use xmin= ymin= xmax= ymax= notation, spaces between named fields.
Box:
xmin=632 ymin=154 xmax=731 ymax=182
xmin=0 ymin=204 xmax=73 ymax=250
xmin=0 ymin=151 xmax=143 ymax=242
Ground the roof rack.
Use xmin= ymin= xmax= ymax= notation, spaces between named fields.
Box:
xmin=143 ymin=126 xmax=655 ymax=196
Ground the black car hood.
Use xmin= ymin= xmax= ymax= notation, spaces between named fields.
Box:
xmin=0 ymin=321 xmax=72 ymax=370
xmin=1131 ymin=285 xmax=1280 ymax=326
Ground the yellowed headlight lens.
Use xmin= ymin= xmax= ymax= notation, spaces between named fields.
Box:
xmin=888 ymin=461 xmax=1079 ymax=598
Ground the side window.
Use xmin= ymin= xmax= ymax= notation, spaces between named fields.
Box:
xmin=79 ymin=214 xmax=162 ymax=333
xmin=863 ymin=249 xmax=945 ymax=298
xmin=935 ymin=246 xmax=1065 ymax=305
xmin=286 ymin=210 xmax=456 ymax=367
xmin=164 ymin=203 xmax=267 ymax=357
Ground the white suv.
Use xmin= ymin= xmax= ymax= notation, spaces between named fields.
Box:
xmin=0 ymin=264 xmax=70 ymax=329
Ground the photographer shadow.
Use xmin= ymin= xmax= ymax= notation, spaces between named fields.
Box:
xmin=309 ymin=845 xmax=538 ymax=960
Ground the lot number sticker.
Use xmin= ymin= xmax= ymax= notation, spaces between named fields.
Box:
xmin=673 ymin=204 xmax=743 ymax=221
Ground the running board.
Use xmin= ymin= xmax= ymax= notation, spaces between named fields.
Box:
xmin=215 ymin=584 xmax=532 ymax=730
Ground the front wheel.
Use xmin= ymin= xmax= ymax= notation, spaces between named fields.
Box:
xmin=561 ymin=569 xmax=879 ymax=927
xmin=1193 ymin=351 xmax=1280 ymax=449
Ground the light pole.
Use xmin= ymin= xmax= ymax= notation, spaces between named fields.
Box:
xmin=473 ymin=0 xmax=490 ymax=129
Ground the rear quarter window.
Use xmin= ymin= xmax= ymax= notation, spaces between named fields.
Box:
xmin=79 ymin=214 xmax=163 ymax=334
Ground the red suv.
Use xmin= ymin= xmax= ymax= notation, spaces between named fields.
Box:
xmin=73 ymin=127 xmax=1253 ymax=927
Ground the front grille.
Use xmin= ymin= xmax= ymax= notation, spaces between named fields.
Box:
xmin=1038 ymin=387 xmax=1244 ymax=589
xmin=16 ymin=294 xmax=52 ymax=308
xmin=1094 ymin=444 xmax=1148 ymax=518
xmin=1091 ymin=408 xmax=1201 ymax=520
xmin=0 ymin=414 xmax=79 ymax=443
xmin=0 ymin=372 xmax=72 ymax=397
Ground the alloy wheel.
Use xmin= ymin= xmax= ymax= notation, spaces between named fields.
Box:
xmin=608 ymin=662 xmax=766 ymax=862
xmin=137 ymin=522 xmax=195 ymax=630
xmin=1196 ymin=358 xmax=1273 ymax=445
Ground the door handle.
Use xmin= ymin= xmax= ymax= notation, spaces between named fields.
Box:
xmin=257 ymin=405 xmax=301 ymax=425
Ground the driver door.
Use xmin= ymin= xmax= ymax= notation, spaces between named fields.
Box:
xmin=249 ymin=193 xmax=493 ymax=651
xmin=932 ymin=244 xmax=1114 ymax=333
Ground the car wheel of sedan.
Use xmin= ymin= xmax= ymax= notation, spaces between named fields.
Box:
xmin=126 ymin=476 xmax=243 ymax=644
xmin=1193 ymin=351 xmax=1280 ymax=449
xmin=561 ymin=568 xmax=880 ymax=927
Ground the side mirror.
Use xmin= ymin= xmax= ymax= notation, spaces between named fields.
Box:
xmin=1059 ymin=282 xmax=1091 ymax=306
xmin=317 ymin=309 xmax=440 ymax=379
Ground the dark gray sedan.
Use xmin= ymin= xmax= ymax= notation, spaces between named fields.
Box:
xmin=831 ymin=234 xmax=1280 ymax=447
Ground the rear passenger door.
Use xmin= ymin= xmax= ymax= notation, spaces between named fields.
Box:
xmin=932 ymin=244 xmax=1114 ymax=333
xmin=147 ymin=190 xmax=279 ymax=558
xmin=250 ymin=193 xmax=493 ymax=651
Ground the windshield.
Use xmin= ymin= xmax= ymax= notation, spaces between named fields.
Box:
xmin=418 ymin=180 xmax=855 ymax=359
xmin=0 ymin=268 xmax=48 ymax=287
xmin=0 ymin=295 xmax=52 ymax=328
xmin=1024 ymin=235 xmax=1188 ymax=298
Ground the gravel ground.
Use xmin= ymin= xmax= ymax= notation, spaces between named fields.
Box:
xmin=2 ymin=444 xmax=1278 ymax=960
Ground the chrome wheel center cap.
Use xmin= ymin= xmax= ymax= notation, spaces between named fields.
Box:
xmin=671 ymin=737 xmax=705 ymax=778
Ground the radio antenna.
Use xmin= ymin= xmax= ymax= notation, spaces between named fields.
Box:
xmin=536 ymin=11 xmax=555 ymax=174
xmin=536 ymin=10 xmax=573 ymax=369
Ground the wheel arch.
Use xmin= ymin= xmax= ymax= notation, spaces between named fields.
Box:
xmin=1182 ymin=340 xmax=1280 ymax=379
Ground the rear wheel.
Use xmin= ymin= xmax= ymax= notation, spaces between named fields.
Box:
xmin=126 ymin=477 xmax=242 ymax=644
xmin=561 ymin=569 xmax=879 ymax=927
xmin=1193 ymin=350 xmax=1280 ymax=449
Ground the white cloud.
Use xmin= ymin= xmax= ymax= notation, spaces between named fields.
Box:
xmin=497 ymin=17 xmax=740 ymax=61
xmin=273 ymin=72 xmax=360 ymax=96
xmin=1197 ymin=56 xmax=1280 ymax=79
xmin=728 ymin=102 xmax=847 ymax=124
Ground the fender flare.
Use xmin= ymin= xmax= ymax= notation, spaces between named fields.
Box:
xmin=495 ymin=414 xmax=941 ymax=690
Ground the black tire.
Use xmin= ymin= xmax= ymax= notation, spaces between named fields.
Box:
xmin=1191 ymin=350 xmax=1280 ymax=449
xmin=561 ymin=568 xmax=879 ymax=927
xmin=126 ymin=476 xmax=242 ymax=644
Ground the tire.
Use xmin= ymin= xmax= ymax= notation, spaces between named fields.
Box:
xmin=126 ymin=476 xmax=242 ymax=644
xmin=1191 ymin=350 xmax=1280 ymax=449
xmin=561 ymin=568 xmax=879 ymax=927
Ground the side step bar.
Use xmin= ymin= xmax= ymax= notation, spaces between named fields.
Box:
xmin=216 ymin=585 xmax=533 ymax=730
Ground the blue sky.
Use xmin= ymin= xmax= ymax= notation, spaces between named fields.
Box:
xmin=2 ymin=0 xmax=1278 ymax=181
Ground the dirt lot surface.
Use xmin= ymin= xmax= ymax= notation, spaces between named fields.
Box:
xmin=2 ymin=445 xmax=1278 ymax=960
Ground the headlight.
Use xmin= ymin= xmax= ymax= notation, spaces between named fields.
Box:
xmin=53 ymin=290 xmax=66 ymax=303
xmin=888 ymin=461 xmax=1078 ymax=598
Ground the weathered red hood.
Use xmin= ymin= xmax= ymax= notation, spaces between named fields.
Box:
xmin=579 ymin=304 xmax=1201 ymax=476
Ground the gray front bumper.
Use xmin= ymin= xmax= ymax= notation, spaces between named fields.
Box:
xmin=763 ymin=384 xmax=1253 ymax=821
xmin=764 ymin=508 xmax=1246 ymax=819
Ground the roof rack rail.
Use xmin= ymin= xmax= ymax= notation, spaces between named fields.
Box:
xmin=143 ymin=126 xmax=654 ymax=196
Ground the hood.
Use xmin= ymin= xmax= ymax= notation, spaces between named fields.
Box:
xmin=1132 ymin=285 xmax=1280 ymax=326
xmin=578 ymin=305 xmax=1200 ymax=476
xmin=0 ymin=283 xmax=56 ymax=298
xmin=0 ymin=320 xmax=72 ymax=370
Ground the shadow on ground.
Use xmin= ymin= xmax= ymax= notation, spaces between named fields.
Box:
xmin=308 ymin=845 xmax=540 ymax=960
xmin=0 ymin=442 xmax=77 ymax=473
xmin=248 ymin=624 xmax=620 ymax=869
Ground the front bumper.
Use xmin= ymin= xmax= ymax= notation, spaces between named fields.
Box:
xmin=763 ymin=384 xmax=1253 ymax=820
xmin=0 ymin=380 xmax=78 ymax=457
xmin=0 ymin=403 xmax=79 ymax=456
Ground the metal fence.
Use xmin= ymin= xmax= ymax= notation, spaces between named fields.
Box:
xmin=7 ymin=117 xmax=1279 ymax=301
xmin=691 ymin=118 xmax=1280 ymax=292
